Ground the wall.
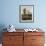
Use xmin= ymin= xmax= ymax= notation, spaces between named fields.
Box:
xmin=0 ymin=0 xmax=46 ymax=43
xmin=0 ymin=0 xmax=46 ymax=29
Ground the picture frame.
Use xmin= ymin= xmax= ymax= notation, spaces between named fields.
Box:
xmin=19 ymin=5 xmax=34 ymax=23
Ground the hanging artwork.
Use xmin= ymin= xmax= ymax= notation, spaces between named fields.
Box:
xmin=19 ymin=5 xmax=34 ymax=23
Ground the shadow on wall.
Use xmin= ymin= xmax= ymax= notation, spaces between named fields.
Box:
xmin=0 ymin=24 xmax=7 ymax=43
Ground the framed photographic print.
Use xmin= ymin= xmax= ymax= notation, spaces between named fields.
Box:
xmin=19 ymin=5 xmax=34 ymax=23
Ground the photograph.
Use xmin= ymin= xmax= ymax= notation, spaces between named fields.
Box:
xmin=19 ymin=5 xmax=34 ymax=23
